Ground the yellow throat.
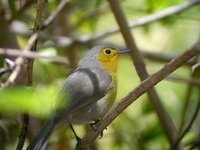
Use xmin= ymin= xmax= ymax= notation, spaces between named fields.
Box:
xmin=97 ymin=47 xmax=119 ymax=76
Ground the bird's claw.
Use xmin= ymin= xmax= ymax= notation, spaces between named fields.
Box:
xmin=90 ymin=120 xmax=100 ymax=130
xmin=89 ymin=120 xmax=107 ymax=139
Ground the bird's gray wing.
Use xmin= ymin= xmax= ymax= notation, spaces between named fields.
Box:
xmin=55 ymin=67 xmax=112 ymax=115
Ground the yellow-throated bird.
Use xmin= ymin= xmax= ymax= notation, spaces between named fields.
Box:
xmin=27 ymin=45 xmax=131 ymax=150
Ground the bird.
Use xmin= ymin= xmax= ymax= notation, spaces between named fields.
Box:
xmin=27 ymin=45 xmax=131 ymax=150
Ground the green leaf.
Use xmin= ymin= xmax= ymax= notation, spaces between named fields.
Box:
xmin=0 ymin=86 xmax=58 ymax=117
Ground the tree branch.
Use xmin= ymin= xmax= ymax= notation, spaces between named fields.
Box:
xmin=172 ymin=95 xmax=200 ymax=149
xmin=107 ymin=0 xmax=184 ymax=149
xmin=12 ymin=0 xmax=200 ymax=49
xmin=142 ymin=51 xmax=196 ymax=66
xmin=74 ymin=3 xmax=109 ymax=29
xmin=0 ymin=48 xmax=69 ymax=66
xmin=76 ymin=41 xmax=200 ymax=150
xmin=3 ymin=33 xmax=39 ymax=86
xmin=41 ymin=0 xmax=70 ymax=30
xmin=92 ymin=0 xmax=200 ymax=41
xmin=16 ymin=114 xmax=29 ymax=150
xmin=15 ymin=0 xmax=46 ymax=150
xmin=166 ymin=75 xmax=200 ymax=87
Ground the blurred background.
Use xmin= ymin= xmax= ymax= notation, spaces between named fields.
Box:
xmin=0 ymin=0 xmax=200 ymax=149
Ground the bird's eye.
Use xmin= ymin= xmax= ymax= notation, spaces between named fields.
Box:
xmin=105 ymin=49 xmax=111 ymax=54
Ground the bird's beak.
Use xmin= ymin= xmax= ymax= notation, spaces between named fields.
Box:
xmin=117 ymin=48 xmax=132 ymax=54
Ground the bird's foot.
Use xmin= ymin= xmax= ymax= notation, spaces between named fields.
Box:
xmin=89 ymin=120 xmax=107 ymax=139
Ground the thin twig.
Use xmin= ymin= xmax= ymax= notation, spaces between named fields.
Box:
xmin=74 ymin=3 xmax=109 ymax=28
xmin=0 ymin=68 xmax=12 ymax=77
xmin=12 ymin=0 xmax=200 ymax=49
xmin=128 ymin=0 xmax=200 ymax=28
xmin=15 ymin=0 xmax=46 ymax=150
xmin=92 ymin=0 xmax=200 ymax=41
xmin=178 ymin=56 xmax=199 ymax=133
xmin=166 ymin=75 xmax=200 ymax=87
xmin=3 ymin=33 xmax=39 ymax=86
xmin=76 ymin=42 xmax=200 ymax=150
xmin=143 ymin=51 xmax=196 ymax=66
xmin=18 ymin=0 xmax=34 ymax=15
xmin=16 ymin=114 xmax=29 ymax=150
xmin=74 ymin=0 xmax=126 ymax=28
xmin=7 ymin=0 xmax=34 ymax=23
xmin=172 ymin=97 xmax=200 ymax=149
xmin=41 ymin=0 xmax=70 ymax=30
xmin=189 ymin=138 xmax=200 ymax=150
xmin=108 ymin=0 xmax=183 ymax=149
xmin=0 ymin=48 xmax=69 ymax=65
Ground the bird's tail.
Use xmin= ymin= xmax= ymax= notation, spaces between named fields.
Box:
xmin=27 ymin=118 xmax=58 ymax=150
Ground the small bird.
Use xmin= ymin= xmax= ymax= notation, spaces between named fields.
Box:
xmin=27 ymin=45 xmax=131 ymax=150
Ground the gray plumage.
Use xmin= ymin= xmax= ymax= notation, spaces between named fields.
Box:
xmin=27 ymin=45 xmax=113 ymax=150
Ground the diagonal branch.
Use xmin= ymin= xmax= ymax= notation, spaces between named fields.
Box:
xmin=107 ymin=0 xmax=184 ymax=149
xmin=166 ymin=75 xmax=200 ymax=87
xmin=172 ymin=97 xmax=200 ymax=149
xmin=14 ymin=0 xmax=200 ymax=49
xmin=41 ymin=0 xmax=70 ymax=30
xmin=76 ymin=41 xmax=200 ymax=150
xmin=92 ymin=0 xmax=200 ymax=41
xmin=3 ymin=33 xmax=39 ymax=86
xmin=74 ymin=3 xmax=109 ymax=29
